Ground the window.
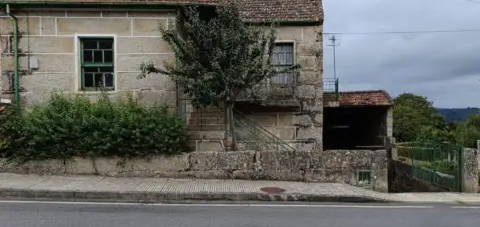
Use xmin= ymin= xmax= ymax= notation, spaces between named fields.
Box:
xmin=357 ymin=169 xmax=373 ymax=187
xmin=271 ymin=43 xmax=295 ymax=85
xmin=80 ymin=38 xmax=114 ymax=90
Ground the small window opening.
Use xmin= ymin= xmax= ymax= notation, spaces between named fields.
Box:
xmin=271 ymin=43 xmax=295 ymax=85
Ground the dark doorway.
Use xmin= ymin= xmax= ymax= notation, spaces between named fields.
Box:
xmin=324 ymin=107 xmax=389 ymax=150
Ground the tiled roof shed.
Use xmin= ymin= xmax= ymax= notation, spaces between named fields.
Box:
xmin=1 ymin=0 xmax=324 ymax=23
xmin=325 ymin=90 xmax=392 ymax=107
xmin=337 ymin=90 xmax=392 ymax=107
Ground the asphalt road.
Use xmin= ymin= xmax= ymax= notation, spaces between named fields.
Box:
xmin=1 ymin=201 xmax=480 ymax=227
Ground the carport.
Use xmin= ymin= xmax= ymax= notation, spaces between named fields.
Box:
xmin=323 ymin=90 xmax=393 ymax=150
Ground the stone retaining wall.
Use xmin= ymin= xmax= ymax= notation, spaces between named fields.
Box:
xmin=0 ymin=150 xmax=388 ymax=192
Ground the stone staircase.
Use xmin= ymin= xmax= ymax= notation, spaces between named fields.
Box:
xmin=186 ymin=107 xmax=226 ymax=152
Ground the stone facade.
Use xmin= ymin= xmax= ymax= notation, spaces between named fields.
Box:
xmin=0 ymin=7 xmax=324 ymax=150
xmin=0 ymin=149 xmax=389 ymax=192
xmin=0 ymin=9 xmax=177 ymax=109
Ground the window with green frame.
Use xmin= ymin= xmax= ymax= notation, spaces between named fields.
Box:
xmin=80 ymin=38 xmax=114 ymax=90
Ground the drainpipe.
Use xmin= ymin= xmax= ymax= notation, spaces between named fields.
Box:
xmin=6 ymin=4 xmax=20 ymax=109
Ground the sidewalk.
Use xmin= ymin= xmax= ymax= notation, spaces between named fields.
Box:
xmin=1 ymin=173 xmax=480 ymax=204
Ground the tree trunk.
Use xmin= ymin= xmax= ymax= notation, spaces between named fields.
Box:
xmin=224 ymin=102 xmax=237 ymax=151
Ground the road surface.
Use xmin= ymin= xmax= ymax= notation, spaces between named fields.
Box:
xmin=0 ymin=200 xmax=479 ymax=227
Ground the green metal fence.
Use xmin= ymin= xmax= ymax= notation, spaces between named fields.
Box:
xmin=397 ymin=142 xmax=463 ymax=192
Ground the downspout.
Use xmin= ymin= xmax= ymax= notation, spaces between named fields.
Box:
xmin=6 ymin=4 xmax=20 ymax=109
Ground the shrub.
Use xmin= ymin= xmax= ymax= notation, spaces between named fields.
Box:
xmin=2 ymin=94 xmax=187 ymax=161
xmin=0 ymin=105 xmax=22 ymax=152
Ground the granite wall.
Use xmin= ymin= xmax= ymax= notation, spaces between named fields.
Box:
xmin=0 ymin=149 xmax=388 ymax=192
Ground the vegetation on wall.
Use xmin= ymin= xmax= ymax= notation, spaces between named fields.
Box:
xmin=139 ymin=3 xmax=283 ymax=150
xmin=0 ymin=94 xmax=187 ymax=162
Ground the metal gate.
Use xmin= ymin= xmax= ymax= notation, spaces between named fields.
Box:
xmin=397 ymin=142 xmax=463 ymax=192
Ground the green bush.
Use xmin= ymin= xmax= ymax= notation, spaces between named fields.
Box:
xmin=0 ymin=105 xmax=23 ymax=152
xmin=1 ymin=94 xmax=187 ymax=161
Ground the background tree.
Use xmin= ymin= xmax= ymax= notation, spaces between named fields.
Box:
xmin=455 ymin=112 xmax=480 ymax=148
xmin=139 ymin=3 xmax=279 ymax=150
xmin=393 ymin=93 xmax=449 ymax=142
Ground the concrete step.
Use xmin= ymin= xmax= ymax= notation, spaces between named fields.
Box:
xmin=188 ymin=140 xmax=225 ymax=152
xmin=188 ymin=130 xmax=225 ymax=140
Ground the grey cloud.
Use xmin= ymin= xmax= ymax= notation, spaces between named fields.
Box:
xmin=323 ymin=0 xmax=480 ymax=107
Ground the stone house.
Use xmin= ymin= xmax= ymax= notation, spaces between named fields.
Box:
xmin=0 ymin=0 xmax=393 ymax=191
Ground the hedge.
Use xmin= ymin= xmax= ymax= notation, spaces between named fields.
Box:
xmin=0 ymin=94 xmax=188 ymax=161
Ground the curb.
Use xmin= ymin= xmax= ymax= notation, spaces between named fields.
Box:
xmin=0 ymin=189 xmax=389 ymax=203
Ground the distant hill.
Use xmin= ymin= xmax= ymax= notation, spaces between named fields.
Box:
xmin=437 ymin=108 xmax=480 ymax=122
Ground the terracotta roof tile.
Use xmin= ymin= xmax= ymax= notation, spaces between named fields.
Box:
xmin=2 ymin=0 xmax=323 ymax=23
xmin=336 ymin=90 xmax=392 ymax=107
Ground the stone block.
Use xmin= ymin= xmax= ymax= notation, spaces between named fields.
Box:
xmin=297 ymin=71 xmax=321 ymax=84
xmin=117 ymin=37 xmax=172 ymax=54
xmin=296 ymin=85 xmax=315 ymax=99
xmin=23 ymin=54 xmax=75 ymax=73
xmin=259 ymin=150 xmax=313 ymax=172
xmin=40 ymin=17 xmax=56 ymax=35
xmin=116 ymin=72 xmax=175 ymax=91
xmin=302 ymin=26 xmax=322 ymax=43
xmin=0 ymin=17 xmax=40 ymax=35
xmin=133 ymin=18 xmax=168 ymax=36
xmin=190 ymin=151 xmax=255 ymax=171
xmin=278 ymin=128 xmax=296 ymax=140
xmin=0 ymin=159 xmax=65 ymax=175
xmin=21 ymin=73 xmax=75 ymax=94
xmin=92 ymin=157 xmax=124 ymax=177
xmin=297 ymin=56 xmax=319 ymax=71
xmin=292 ymin=141 xmax=316 ymax=152
xmin=65 ymin=157 xmax=96 ymax=175
xmin=296 ymin=126 xmax=321 ymax=141
xmin=305 ymin=168 xmax=353 ymax=183
xmin=195 ymin=141 xmax=224 ymax=152
xmin=121 ymin=155 xmax=190 ymax=177
xmin=462 ymin=148 xmax=479 ymax=193
xmin=135 ymin=90 xmax=177 ymax=107
xmin=297 ymin=43 xmax=322 ymax=57
xmin=275 ymin=26 xmax=303 ymax=41
xmin=57 ymin=18 xmax=131 ymax=35
xmin=321 ymin=150 xmax=375 ymax=169
xmin=1 ymin=56 xmax=14 ymax=70
xmin=277 ymin=112 xmax=294 ymax=126
xmin=116 ymin=54 xmax=174 ymax=72
xmin=301 ymin=101 xmax=323 ymax=112
xmin=260 ymin=169 xmax=305 ymax=181
xmin=248 ymin=113 xmax=277 ymax=128
xmin=293 ymin=114 xmax=313 ymax=127
xmin=19 ymin=37 xmax=74 ymax=53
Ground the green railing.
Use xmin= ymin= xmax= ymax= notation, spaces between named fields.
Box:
xmin=397 ymin=142 xmax=463 ymax=191
xmin=324 ymin=78 xmax=339 ymax=96
xmin=233 ymin=110 xmax=296 ymax=152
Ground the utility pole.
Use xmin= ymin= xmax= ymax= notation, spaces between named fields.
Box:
xmin=328 ymin=35 xmax=338 ymax=80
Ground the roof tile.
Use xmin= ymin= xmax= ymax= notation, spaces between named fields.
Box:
xmin=3 ymin=0 xmax=323 ymax=23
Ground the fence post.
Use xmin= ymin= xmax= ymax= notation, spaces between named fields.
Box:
xmin=461 ymin=146 xmax=479 ymax=193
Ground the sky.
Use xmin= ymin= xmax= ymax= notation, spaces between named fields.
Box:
xmin=323 ymin=0 xmax=480 ymax=108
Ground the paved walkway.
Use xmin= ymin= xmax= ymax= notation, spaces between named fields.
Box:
xmin=1 ymin=173 xmax=480 ymax=203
